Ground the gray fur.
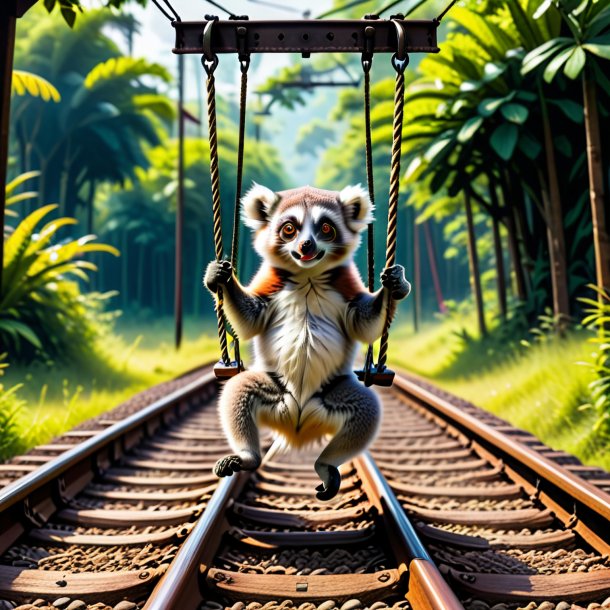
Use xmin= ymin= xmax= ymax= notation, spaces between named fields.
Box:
xmin=204 ymin=185 xmax=410 ymax=500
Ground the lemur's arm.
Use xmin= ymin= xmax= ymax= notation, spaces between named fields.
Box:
xmin=204 ymin=261 xmax=269 ymax=340
xmin=346 ymin=265 xmax=411 ymax=344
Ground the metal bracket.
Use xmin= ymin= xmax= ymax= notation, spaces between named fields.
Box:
xmin=173 ymin=18 xmax=439 ymax=55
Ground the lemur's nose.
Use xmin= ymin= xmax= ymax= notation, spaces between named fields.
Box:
xmin=299 ymin=239 xmax=315 ymax=255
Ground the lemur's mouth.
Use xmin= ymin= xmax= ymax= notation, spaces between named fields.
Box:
xmin=291 ymin=250 xmax=325 ymax=263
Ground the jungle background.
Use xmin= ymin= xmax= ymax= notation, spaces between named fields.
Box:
xmin=2 ymin=0 xmax=610 ymax=470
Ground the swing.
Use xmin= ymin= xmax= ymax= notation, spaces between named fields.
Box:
xmin=148 ymin=2 xmax=455 ymax=384
xmin=201 ymin=17 xmax=409 ymax=385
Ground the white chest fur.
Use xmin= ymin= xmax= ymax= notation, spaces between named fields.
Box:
xmin=253 ymin=277 xmax=355 ymax=404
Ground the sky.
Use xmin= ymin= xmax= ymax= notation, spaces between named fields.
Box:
xmin=129 ymin=0 xmax=335 ymax=88
xmin=122 ymin=0 xmax=347 ymax=184
xmin=98 ymin=0 xmax=445 ymax=184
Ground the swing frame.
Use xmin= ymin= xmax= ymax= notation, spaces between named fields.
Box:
xmin=154 ymin=8 xmax=448 ymax=383
xmin=172 ymin=17 xmax=439 ymax=57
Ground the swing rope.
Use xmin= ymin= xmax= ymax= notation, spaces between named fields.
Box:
xmin=356 ymin=19 xmax=408 ymax=386
xmin=203 ymin=18 xmax=250 ymax=376
xmin=361 ymin=38 xmax=376 ymax=386
xmin=376 ymin=27 xmax=408 ymax=374
xmin=203 ymin=50 xmax=231 ymax=367
xmin=228 ymin=43 xmax=251 ymax=370
xmin=200 ymin=16 xmax=406 ymax=383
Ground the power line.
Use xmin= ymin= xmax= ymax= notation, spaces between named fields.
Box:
xmin=204 ymin=0 xmax=237 ymax=18
xmin=435 ymin=0 xmax=459 ymax=22
xmin=316 ymin=0 xmax=373 ymax=19
xmin=150 ymin=0 xmax=180 ymax=21
xmin=378 ymin=0 xmax=430 ymax=17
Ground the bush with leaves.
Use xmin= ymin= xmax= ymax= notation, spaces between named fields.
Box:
xmin=1 ymin=183 xmax=119 ymax=362
xmin=0 ymin=355 xmax=24 ymax=461
xmin=579 ymin=286 xmax=610 ymax=437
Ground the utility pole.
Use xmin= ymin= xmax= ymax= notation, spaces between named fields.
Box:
xmin=0 ymin=0 xmax=36 ymax=296
xmin=174 ymin=53 xmax=185 ymax=349
xmin=0 ymin=0 xmax=17 ymax=297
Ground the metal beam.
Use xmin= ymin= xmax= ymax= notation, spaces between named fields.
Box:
xmin=0 ymin=0 xmax=17 ymax=297
xmin=173 ymin=18 xmax=439 ymax=56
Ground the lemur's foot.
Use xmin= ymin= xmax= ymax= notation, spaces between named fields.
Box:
xmin=381 ymin=264 xmax=411 ymax=300
xmin=204 ymin=259 xmax=233 ymax=293
xmin=214 ymin=454 xmax=243 ymax=477
xmin=213 ymin=451 xmax=261 ymax=478
xmin=314 ymin=463 xmax=341 ymax=501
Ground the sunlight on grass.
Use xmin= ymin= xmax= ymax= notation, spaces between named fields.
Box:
xmin=5 ymin=317 xmax=219 ymax=453
xmin=389 ymin=317 xmax=610 ymax=471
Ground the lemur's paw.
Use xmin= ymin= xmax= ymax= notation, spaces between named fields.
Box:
xmin=381 ymin=264 xmax=411 ymax=300
xmin=213 ymin=454 xmax=243 ymax=477
xmin=314 ymin=464 xmax=341 ymax=501
xmin=204 ymin=260 xmax=233 ymax=293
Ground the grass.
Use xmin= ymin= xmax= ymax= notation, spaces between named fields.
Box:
xmin=389 ymin=314 xmax=610 ymax=471
xmin=3 ymin=316 xmax=219 ymax=455
xmin=4 ymin=302 xmax=608 ymax=473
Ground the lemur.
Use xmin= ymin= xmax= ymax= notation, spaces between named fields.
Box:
xmin=204 ymin=184 xmax=411 ymax=500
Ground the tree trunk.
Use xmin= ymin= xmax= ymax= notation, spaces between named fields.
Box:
xmin=540 ymin=93 xmax=570 ymax=325
xmin=464 ymin=191 xmax=487 ymax=337
xmin=87 ymin=179 xmax=95 ymax=235
xmin=137 ymin=243 xmax=145 ymax=305
xmin=423 ymin=220 xmax=446 ymax=313
xmin=583 ymin=74 xmax=610 ymax=296
xmin=175 ymin=53 xmax=185 ymax=350
xmin=122 ymin=230 xmax=129 ymax=308
xmin=491 ymin=214 xmax=507 ymax=319
xmin=413 ymin=211 xmax=420 ymax=331
xmin=0 ymin=1 xmax=16 ymax=295
xmin=488 ymin=180 xmax=507 ymax=318
xmin=500 ymin=172 xmax=528 ymax=301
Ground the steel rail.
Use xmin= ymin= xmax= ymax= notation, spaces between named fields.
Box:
xmin=143 ymin=474 xmax=245 ymax=610
xmin=392 ymin=372 xmax=610 ymax=552
xmin=0 ymin=369 xmax=217 ymax=552
xmin=354 ymin=453 xmax=464 ymax=610
xmin=144 ymin=441 xmax=282 ymax=610
xmin=172 ymin=18 xmax=439 ymax=55
xmin=144 ymin=444 xmax=463 ymax=610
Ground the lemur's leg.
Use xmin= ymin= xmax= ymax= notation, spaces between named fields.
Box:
xmin=214 ymin=371 xmax=283 ymax=478
xmin=313 ymin=376 xmax=381 ymax=501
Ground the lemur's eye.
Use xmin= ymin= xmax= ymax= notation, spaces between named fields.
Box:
xmin=320 ymin=222 xmax=336 ymax=241
xmin=279 ymin=222 xmax=297 ymax=241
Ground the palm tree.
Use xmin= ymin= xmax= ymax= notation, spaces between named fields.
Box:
xmin=398 ymin=0 xmax=581 ymax=327
xmin=10 ymin=9 xmax=173 ymax=220
xmin=523 ymin=0 xmax=610 ymax=295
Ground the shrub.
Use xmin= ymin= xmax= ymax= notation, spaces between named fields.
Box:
xmin=0 ymin=354 xmax=24 ymax=460
xmin=1 ymin=203 xmax=119 ymax=362
xmin=578 ymin=286 xmax=610 ymax=438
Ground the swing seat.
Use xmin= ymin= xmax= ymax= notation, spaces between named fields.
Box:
xmin=214 ymin=360 xmax=244 ymax=380
xmin=354 ymin=366 xmax=395 ymax=388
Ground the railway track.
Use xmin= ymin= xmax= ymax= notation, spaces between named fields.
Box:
xmin=0 ymin=368 xmax=609 ymax=610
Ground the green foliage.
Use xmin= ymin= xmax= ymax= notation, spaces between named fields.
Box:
xmin=524 ymin=0 xmax=610 ymax=83
xmin=296 ymin=120 xmax=337 ymax=157
xmin=11 ymin=9 xmax=172 ymax=218
xmin=1 ymin=186 xmax=119 ymax=362
xmin=11 ymin=70 xmax=61 ymax=102
xmin=579 ymin=286 xmax=610 ymax=437
xmin=41 ymin=0 xmax=147 ymax=27
xmin=0 ymin=355 xmax=24 ymax=461
xmin=3 ymin=171 xmax=40 ymax=232
xmin=96 ymin=134 xmax=288 ymax=315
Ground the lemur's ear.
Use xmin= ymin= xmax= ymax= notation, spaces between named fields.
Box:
xmin=339 ymin=184 xmax=374 ymax=233
xmin=242 ymin=183 xmax=280 ymax=230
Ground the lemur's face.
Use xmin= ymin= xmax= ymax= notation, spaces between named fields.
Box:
xmin=242 ymin=184 xmax=373 ymax=275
